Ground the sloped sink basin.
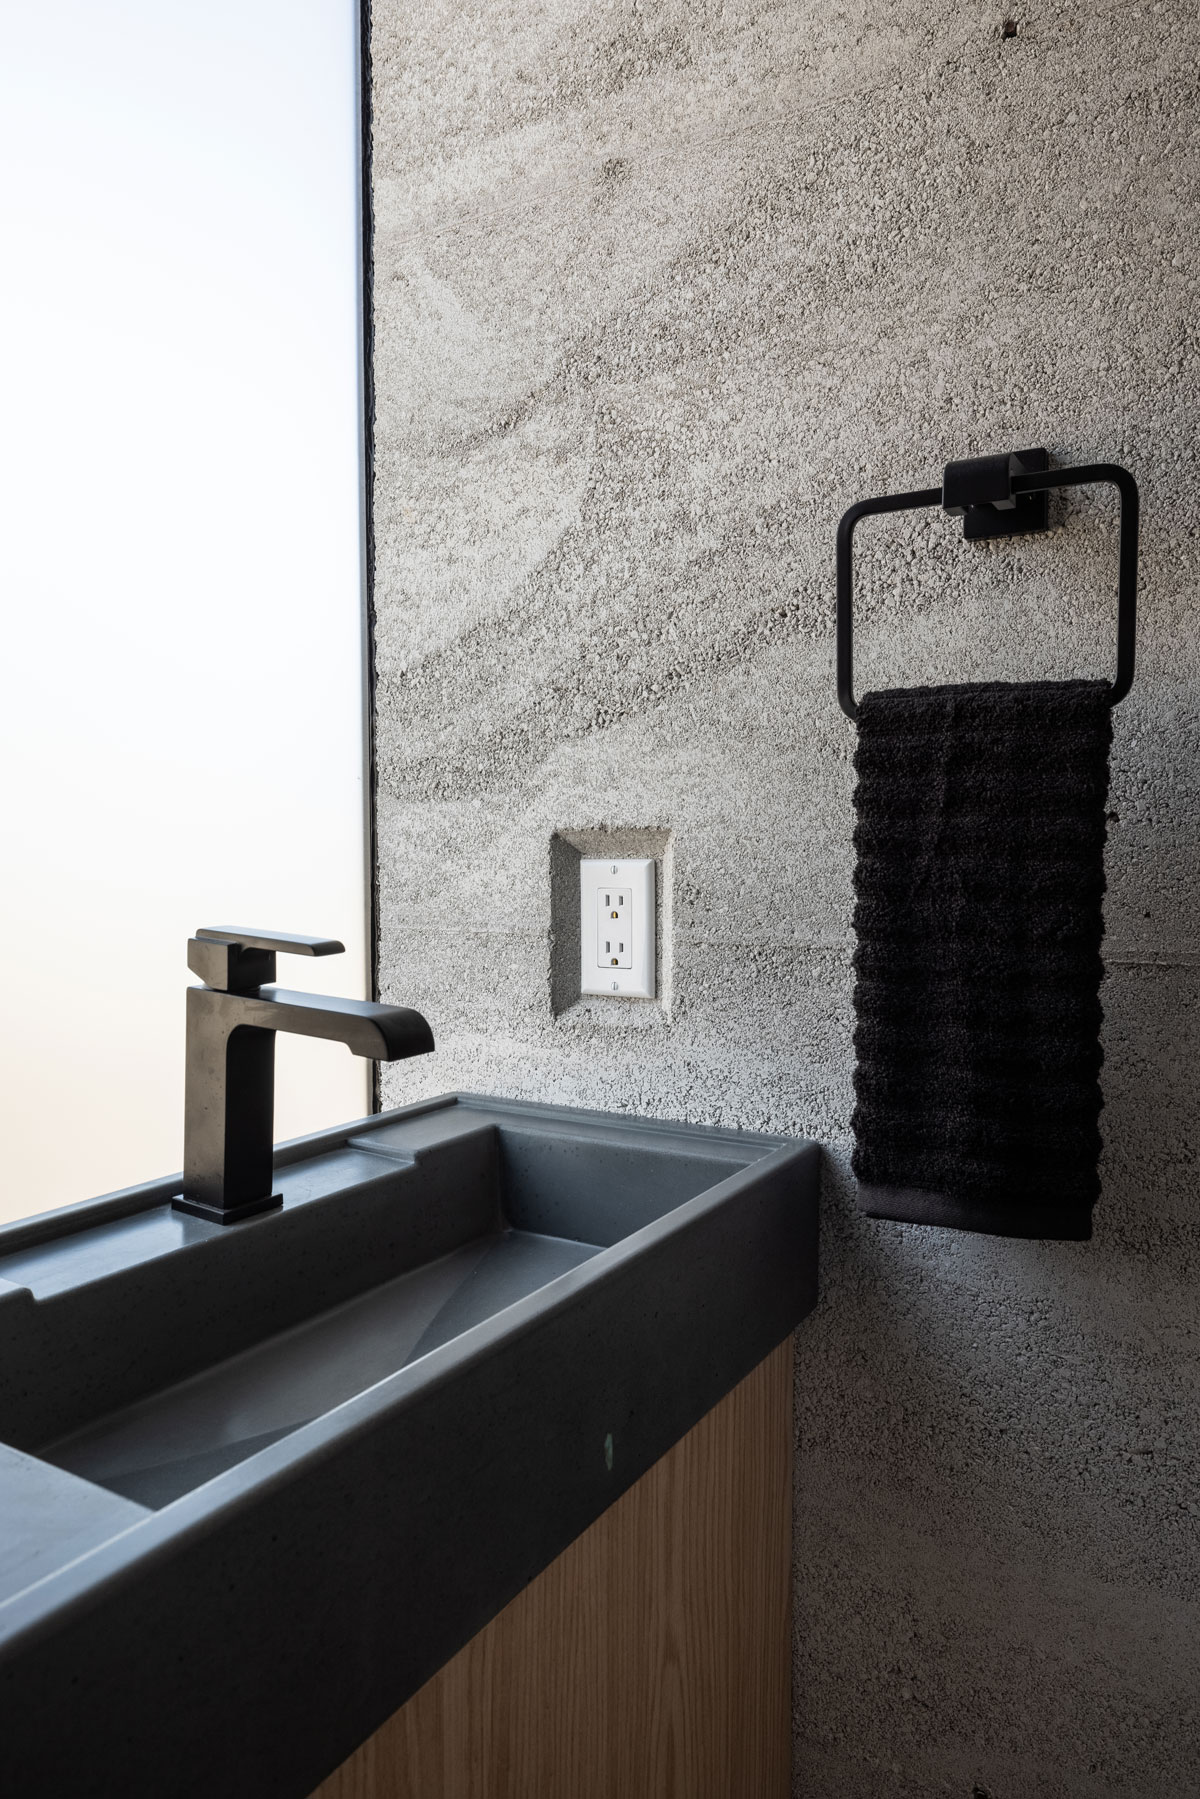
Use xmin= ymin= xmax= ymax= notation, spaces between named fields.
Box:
xmin=0 ymin=1092 xmax=818 ymax=1798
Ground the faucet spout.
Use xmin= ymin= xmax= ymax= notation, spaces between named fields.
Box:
xmin=173 ymin=928 xmax=435 ymax=1225
xmin=240 ymin=987 xmax=435 ymax=1061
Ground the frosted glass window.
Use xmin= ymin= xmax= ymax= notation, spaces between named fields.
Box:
xmin=0 ymin=2 xmax=369 ymax=1222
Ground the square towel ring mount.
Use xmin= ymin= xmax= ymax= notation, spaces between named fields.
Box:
xmin=835 ymin=447 xmax=1139 ymax=722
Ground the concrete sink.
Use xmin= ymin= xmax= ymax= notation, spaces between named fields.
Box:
xmin=0 ymin=1092 xmax=818 ymax=1797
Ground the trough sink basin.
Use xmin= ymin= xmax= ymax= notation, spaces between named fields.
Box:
xmin=0 ymin=1092 xmax=818 ymax=1798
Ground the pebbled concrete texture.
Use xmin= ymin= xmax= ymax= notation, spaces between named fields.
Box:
xmin=370 ymin=2 xmax=1200 ymax=1791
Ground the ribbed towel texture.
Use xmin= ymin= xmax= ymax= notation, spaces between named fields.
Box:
xmin=851 ymin=679 xmax=1112 ymax=1241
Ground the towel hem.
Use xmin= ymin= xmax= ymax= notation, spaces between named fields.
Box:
xmin=857 ymin=1183 xmax=1093 ymax=1242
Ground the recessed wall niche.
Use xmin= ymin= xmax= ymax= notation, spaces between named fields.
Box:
xmin=549 ymin=828 xmax=673 ymax=1021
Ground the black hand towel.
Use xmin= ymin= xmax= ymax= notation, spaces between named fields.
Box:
xmin=851 ymin=679 xmax=1112 ymax=1241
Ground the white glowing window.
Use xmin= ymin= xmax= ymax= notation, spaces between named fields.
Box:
xmin=0 ymin=2 xmax=369 ymax=1219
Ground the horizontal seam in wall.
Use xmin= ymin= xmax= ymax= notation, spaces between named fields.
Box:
xmin=1105 ymin=954 xmax=1200 ymax=969
xmin=675 ymin=942 xmax=1199 ymax=961
xmin=683 ymin=940 xmax=851 ymax=955
xmin=376 ymin=941 xmax=1200 ymax=965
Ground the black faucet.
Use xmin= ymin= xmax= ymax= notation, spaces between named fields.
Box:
xmin=172 ymin=927 xmax=434 ymax=1225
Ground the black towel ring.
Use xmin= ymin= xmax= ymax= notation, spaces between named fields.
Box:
xmin=835 ymin=448 xmax=1139 ymax=722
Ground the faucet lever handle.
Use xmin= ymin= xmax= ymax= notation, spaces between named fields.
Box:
xmin=189 ymin=926 xmax=345 ymax=993
xmin=195 ymin=927 xmax=345 ymax=957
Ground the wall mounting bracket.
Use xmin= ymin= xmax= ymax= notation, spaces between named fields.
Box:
xmin=942 ymin=446 xmax=1050 ymax=540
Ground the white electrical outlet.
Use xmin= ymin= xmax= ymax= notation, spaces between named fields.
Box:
xmin=580 ymin=858 xmax=655 ymax=998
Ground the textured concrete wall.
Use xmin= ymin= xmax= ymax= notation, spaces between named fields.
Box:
xmin=370 ymin=4 xmax=1200 ymax=1791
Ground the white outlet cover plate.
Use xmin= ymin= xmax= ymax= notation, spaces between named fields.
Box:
xmin=580 ymin=857 xmax=655 ymax=998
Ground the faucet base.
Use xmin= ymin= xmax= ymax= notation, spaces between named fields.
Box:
xmin=171 ymin=1193 xmax=283 ymax=1226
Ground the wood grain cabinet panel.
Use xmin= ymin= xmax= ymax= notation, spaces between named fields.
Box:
xmin=312 ymin=1338 xmax=794 ymax=1799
